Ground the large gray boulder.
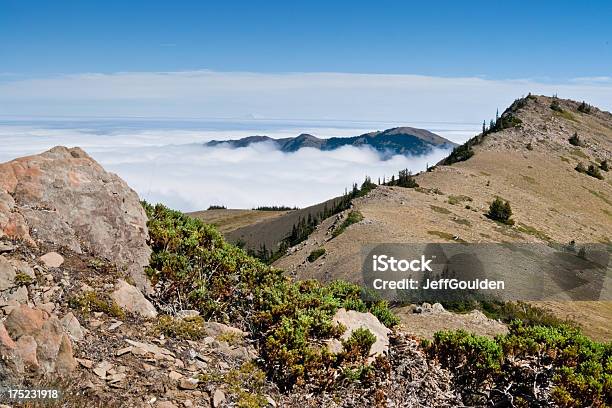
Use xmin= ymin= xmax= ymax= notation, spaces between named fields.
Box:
xmin=0 ymin=147 xmax=151 ymax=292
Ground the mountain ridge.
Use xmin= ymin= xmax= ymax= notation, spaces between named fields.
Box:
xmin=206 ymin=126 xmax=457 ymax=156
xmin=270 ymin=94 xmax=612 ymax=339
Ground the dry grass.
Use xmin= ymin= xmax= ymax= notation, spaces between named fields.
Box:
xmin=188 ymin=209 xmax=289 ymax=233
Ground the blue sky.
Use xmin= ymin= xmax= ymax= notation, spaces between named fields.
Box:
xmin=0 ymin=1 xmax=611 ymax=122
xmin=1 ymin=0 xmax=610 ymax=80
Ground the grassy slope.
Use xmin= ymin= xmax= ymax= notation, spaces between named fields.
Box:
xmin=223 ymin=195 xmax=347 ymax=251
xmin=274 ymin=95 xmax=612 ymax=340
xmin=188 ymin=209 xmax=289 ymax=234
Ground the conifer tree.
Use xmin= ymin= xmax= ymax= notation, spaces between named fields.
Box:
xmin=487 ymin=197 xmax=513 ymax=224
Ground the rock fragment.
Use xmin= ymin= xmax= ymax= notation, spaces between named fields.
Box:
xmin=111 ymin=279 xmax=157 ymax=318
xmin=212 ymin=389 xmax=226 ymax=407
xmin=39 ymin=252 xmax=64 ymax=268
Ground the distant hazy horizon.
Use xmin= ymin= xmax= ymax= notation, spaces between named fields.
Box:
xmin=0 ymin=119 xmax=475 ymax=211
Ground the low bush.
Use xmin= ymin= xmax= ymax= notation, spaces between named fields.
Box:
xmin=415 ymin=186 xmax=443 ymax=195
xmin=430 ymin=205 xmax=451 ymax=214
xmin=337 ymin=328 xmax=378 ymax=383
xmin=156 ymin=315 xmax=206 ymax=340
xmin=70 ymin=291 xmax=125 ymax=319
xmin=200 ymin=362 xmax=268 ymax=408
xmin=332 ymin=211 xmax=364 ymax=238
xmin=495 ymin=113 xmax=522 ymax=129
xmin=341 ymin=327 xmax=377 ymax=361
xmin=601 ymin=160 xmax=609 ymax=172
xmin=143 ymin=203 xmax=398 ymax=390
xmin=13 ymin=272 xmax=34 ymax=286
xmin=479 ymin=301 xmax=568 ymax=327
xmin=428 ymin=330 xmax=503 ymax=402
xmin=427 ymin=322 xmax=612 ymax=407
xmin=384 ymin=169 xmax=418 ymax=188
xmin=307 ymin=247 xmax=326 ymax=262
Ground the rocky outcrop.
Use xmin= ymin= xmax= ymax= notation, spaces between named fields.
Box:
xmin=0 ymin=147 xmax=151 ymax=291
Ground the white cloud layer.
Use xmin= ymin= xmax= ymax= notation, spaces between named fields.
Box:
xmin=0 ymin=124 xmax=455 ymax=211
xmin=1 ymin=69 xmax=610 ymax=211
xmin=1 ymin=70 xmax=611 ymax=123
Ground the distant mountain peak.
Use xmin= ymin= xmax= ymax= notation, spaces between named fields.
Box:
xmin=206 ymin=126 xmax=457 ymax=157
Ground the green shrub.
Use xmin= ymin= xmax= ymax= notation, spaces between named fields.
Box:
xmin=587 ymin=164 xmax=605 ymax=180
xmin=342 ymin=328 xmax=377 ymax=361
xmin=200 ymin=362 xmax=268 ymax=408
xmin=569 ymin=132 xmax=583 ymax=147
xmin=486 ymin=197 xmax=514 ymax=225
xmin=502 ymin=323 xmax=612 ymax=407
xmin=143 ymin=203 xmax=398 ymax=390
xmin=427 ymin=230 xmax=464 ymax=242
xmin=332 ymin=211 xmax=364 ymax=238
xmin=337 ymin=328 xmax=379 ymax=384
xmin=156 ymin=315 xmax=206 ymax=340
xmin=428 ymin=330 xmax=503 ymax=403
xmin=13 ymin=272 xmax=34 ymax=286
xmin=551 ymin=98 xmax=563 ymax=112
xmin=427 ymin=322 xmax=612 ymax=407
xmin=359 ymin=176 xmax=377 ymax=195
xmin=384 ymin=169 xmax=418 ymax=188
xmin=570 ymin=147 xmax=588 ymax=159
xmin=601 ymin=160 xmax=609 ymax=172
xmin=307 ymin=247 xmax=326 ymax=262
xmin=69 ymin=291 xmax=125 ymax=319
xmin=480 ymin=301 xmax=568 ymax=327
xmin=341 ymin=364 xmax=374 ymax=383
xmin=367 ymin=299 xmax=400 ymax=327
